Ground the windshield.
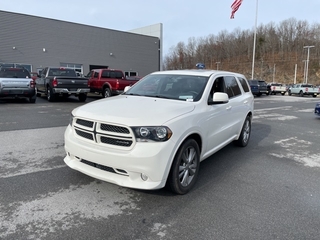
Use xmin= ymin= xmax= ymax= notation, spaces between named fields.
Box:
xmin=124 ymin=74 xmax=209 ymax=102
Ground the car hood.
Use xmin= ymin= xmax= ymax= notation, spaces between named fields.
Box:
xmin=73 ymin=95 xmax=195 ymax=126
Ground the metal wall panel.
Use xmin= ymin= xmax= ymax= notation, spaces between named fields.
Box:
xmin=0 ymin=11 xmax=160 ymax=76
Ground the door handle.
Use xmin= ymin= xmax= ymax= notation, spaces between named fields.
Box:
xmin=226 ymin=106 xmax=232 ymax=110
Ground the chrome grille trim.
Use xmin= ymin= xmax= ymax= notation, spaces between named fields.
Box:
xmin=74 ymin=118 xmax=134 ymax=149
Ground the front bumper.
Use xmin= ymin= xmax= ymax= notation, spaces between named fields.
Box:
xmin=64 ymin=125 xmax=174 ymax=190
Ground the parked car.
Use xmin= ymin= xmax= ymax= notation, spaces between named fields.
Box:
xmin=315 ymin=102 xmax=320 ymax=116
xmin=248 ymin=79 xmax=268 ymax=96
xmin=0 ymin=67 xmax=36 ymax=103
xmin=87 ymin=69 xmax=140 ymax=98
xmin=288 ymin=84 xmax=319 ymax=97
xmin=268 ymin=83 xmax=287 ymax=95
xmin=36 ymin=67 xmax=89 ymax=102
xmin=30 ymin=72 xmax=39 ymax=81
xmin=64 ymin=69 xmax=254 ymax=194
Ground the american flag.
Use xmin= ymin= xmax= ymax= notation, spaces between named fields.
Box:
xmin=230 ymin=0 xmax=243 ymax=19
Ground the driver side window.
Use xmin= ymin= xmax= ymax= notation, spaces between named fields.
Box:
xmin=208 ymin=77 xmax=225 ymax=103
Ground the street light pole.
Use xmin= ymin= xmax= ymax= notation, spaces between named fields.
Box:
xmin=216 ymin=62 xmax=220 ymax=70
xmin=302 ymin=60 xmax=307 ymax=83
xmin=303 ymin=45 xmax=314 ymax=84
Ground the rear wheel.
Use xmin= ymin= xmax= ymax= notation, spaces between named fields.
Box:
xmin=78 ymin=93 xmax=87 ymax=102
xmin=234 ymin=115 xmax=251 ymax=147
xmin=313 ymin=94 xmax=317 ymax=98
xmin=29 ymin=96 xmax=36 ymax=103
xmin=167 ymin=139 xmax=200 ymax=195
xmin=288 ymin=90 xmax=292 ymax=96
xmin=47 ymin=87 xmax=56 ymax=102
xmin=299 ymin=91 xmax=304 ymax=97
xmin=102 ymin=88 xmax=111 ymax=98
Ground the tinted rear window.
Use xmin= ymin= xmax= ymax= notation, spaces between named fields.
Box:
xmin=248 ymin=80 xmax=258 ymax=85
xmin=0 ymin=68 xmax=31 ymax=78
xmin=238 ymin=77 xmax=250 ymax=92
xmin=48 ymin=68 xmax=77 ymax=77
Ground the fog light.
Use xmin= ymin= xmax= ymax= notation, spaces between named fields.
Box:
xmin=141 ymin=173 xmax=148 ymax=181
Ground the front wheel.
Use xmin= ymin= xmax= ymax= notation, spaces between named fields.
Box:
xmin=167 ymin=139 xmax=200 ymax=195
xmin=234 ymin=115 xmax=251 ymax=147
xmin=288 ymin=90 xmax=292 ymax=96
xmin=313 ymin=94 xmax=317 ymax=98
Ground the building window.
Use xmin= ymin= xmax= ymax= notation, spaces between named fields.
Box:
xmin=125 ymin=71 xmax=138 ymax=77
xmin=60 ymin=62 xmax=83 ymax=74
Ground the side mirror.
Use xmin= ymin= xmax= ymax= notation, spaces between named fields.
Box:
xmin=212 ymin=92 xmax=229 ymax=104
xmin=124 ymin=86 xmax=131 ymax=92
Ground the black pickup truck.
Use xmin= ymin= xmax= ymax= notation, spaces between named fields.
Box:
xmin=36 ymin=67 xmax=89 ymax=102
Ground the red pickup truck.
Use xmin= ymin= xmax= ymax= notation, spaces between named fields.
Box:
xmin=87 ymin=69 xmax=140 ymax=98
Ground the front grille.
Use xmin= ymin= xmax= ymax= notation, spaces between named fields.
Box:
xmin=81 ymin=159 xmax=116 ymax=173
xmin=74 ymin=118 xmax=134 ymax=148
xmin=76 ymin=119 xmax=94 ymax=128
xmin=100 ymin=136 xmax=132 ymax=147
xmin=75 ymin=129 xmax=94 ymax=140
xmin=100 ymin=123 xmax=130 ymax=133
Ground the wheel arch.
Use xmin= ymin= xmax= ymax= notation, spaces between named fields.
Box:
xmin=164 ymin=132 xmax=202 ymax=183
xmin=102 ymin=82 xmax=112 ymax=91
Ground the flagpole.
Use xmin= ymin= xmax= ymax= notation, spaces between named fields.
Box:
xmin=251 ymin=0 xmax=258 ymax=79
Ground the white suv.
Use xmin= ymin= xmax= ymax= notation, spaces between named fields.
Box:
xmin=64 ymin=69 xmax=254 ymax=194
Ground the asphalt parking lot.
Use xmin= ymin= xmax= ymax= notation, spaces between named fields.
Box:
xmin=1 ymin=94 xmax=320 ymax=240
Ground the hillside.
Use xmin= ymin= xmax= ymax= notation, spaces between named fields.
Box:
xmin=163 ymin=18 xmax=320 ymax=85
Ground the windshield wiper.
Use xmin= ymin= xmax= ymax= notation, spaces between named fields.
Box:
xmin=144 ymin=94 xmax=170 ymax=99
xmin=125 ymin=93 xmax=141 ymax=96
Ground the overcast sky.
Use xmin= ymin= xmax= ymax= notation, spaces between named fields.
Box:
xmin=1 ymin=0 xmax=320 ymax=56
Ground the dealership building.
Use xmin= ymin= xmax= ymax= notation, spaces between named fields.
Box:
xmin=0 ymin=10 xmax=162 ymax=77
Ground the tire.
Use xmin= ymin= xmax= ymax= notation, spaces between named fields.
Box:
xmin=257 ymin=92 xmax=262 ymax=97
xmin=313 ymin=94 xmax=317 ymax=98
xmin=234 ymin=115 xmax=251 ymax=147
xmin=29 ymin=96 xmax=36 ymax=103
xmin=167 ymin=139 xmax=200 ymax=195
xmin=299 ymin=91 xmax=304 ymax=97
xmin=102 ymin=88 xmax=111 ymax=98
xmin=78 ymin=93 xmax=87 ymax=102
xmin=47 ymin=87 xmax=56 ymax=102
xmin=288 ymin=90 xmax=292 ymax=96
xmin=281 ymin=93 xmax=285 ymax=96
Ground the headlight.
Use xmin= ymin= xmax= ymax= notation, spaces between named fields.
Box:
xmin=69 ymin=113 xmax=74 ymax=126
xmin=131 ymin=126 xmax=172 ymax=142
